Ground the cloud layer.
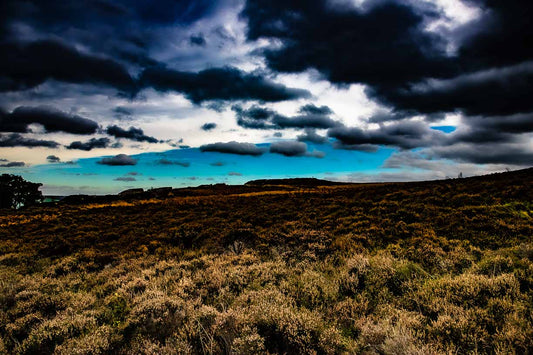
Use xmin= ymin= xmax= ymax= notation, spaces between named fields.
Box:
xmin=97 ymin=154 xmax=137 ymax=166
xmin=200 ymin=141 xmax=266 ymax=156
xmin=0 ymin=0 xmax=532 ymax=183
xmin=0 ymin=106 xmax=98 ymax=134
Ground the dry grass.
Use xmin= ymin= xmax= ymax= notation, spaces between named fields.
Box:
xmin=0 ymin=169 xmax=532 ymax=354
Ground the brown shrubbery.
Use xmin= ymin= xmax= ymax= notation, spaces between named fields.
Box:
xmin=0 ymin=169 xmax=532 ymax=353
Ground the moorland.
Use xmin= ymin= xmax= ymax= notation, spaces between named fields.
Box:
xmin=0 ymin=169 xmax=532 ymax=354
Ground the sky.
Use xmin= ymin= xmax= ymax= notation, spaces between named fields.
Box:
xmin=0 ymin=0 xmax=532 ymax=195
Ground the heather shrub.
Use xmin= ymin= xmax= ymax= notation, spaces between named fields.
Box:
xmin=17 ymin=311 xmax=98 ymax=354
xmin=100 ymin=292 xmax=131 ymax=328
xmin=354 ymin=307 xmax=437 ymax=354
xmin=339 ymin=255 xmax=370 ymax=297
xmin=1 ymin=170 xmax=532 ymax=353
xmin=125 ymin=290 xmax=187 ymax=341
xmin=126 ymin=335 xmax=193 ymax=355
xmin=53 ymin=326 xmax=115 ymax=355
xmin=282 ymin=265 xmax=339 ymax=309
xmin=413 ymin=272 xmax=530 ymax=352
xmin=231 ymin=326 xmax=266 ymax=354
xmin=417 ymin=273 xmax=520 ymax=309
xmin=234 ymin=289 xmax=352 ymax=354
xmin=477 ymin=254 xmax=515 ymax=276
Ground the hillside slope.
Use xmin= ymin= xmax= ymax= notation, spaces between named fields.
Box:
xmin=0 ymin=168 xmax=532 ymax=354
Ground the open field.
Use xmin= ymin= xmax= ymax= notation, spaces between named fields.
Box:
xmin=1 ymin=169 xmax=532 ymax=354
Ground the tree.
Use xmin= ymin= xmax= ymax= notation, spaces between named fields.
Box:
xmin=0 ymin=174 xmax=43 ymax=209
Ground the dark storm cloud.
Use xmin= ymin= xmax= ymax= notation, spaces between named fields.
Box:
xmin=233 ymin=104 xmax=267 ymax=129
xmin=46 ymin=155 xmax=61 ymax=163
xmin=383 ymin=151 xmax=441 ymax=171
xmin=204 ymin=101 xmax=227 ymax=113
xmin=430 ymin=144 xmax=533 ymax=166
xmin=297 ymin=128 xmax=328 ymax=144
xmin=0 ymin=106 xmax=99 ymax=134
xmin=242 ymin=0 xmax=450 ymax=87
xmin=242 ymin=0 xmax=533 ymax=119
xmin=236 ymin=118 xmax=275 ymax=130
xmin=139 ymin=66 xmax=310 ymax=104
xmin=0 ymin=133 xmax=59 ymax=148
xmin=0 ymin=40 xmax=136 ymax=94
xmin=110 ymin=0 xmax=218 ymax=26
xmin=214 ymin=26 xmax=237 ymax=42
xmin=331 ymin=111 xmax=533 ymax=162
xmin=97 ymin=154 xmax=137 ymax=166
xmin=0 ymin=0 xmax=221 ymax=71
xmin=1 ymin=0 xmax=219 ymax=33
xmin=234 ymin=103 xmax=340 ymax=130
xmin=234 ymin=107 xmax=277 ymax=129
xmin=0 ymin=0 xmax=238 ymax=105
xmin=449 ymin=129 xmax=514 ymax=145
xmin=113 ymin=106 xmax=134 ymax=119
xmin=328 ymin=121 xmax=442 ymax=150
xmin=66 ymin=138 xmax=112 ymax=151
xmin=200 ymin=141 xmax=266 ymax=156
xmin=272 ymin=113 xmax=339 ymax=129
xmin=201 ymin=123 xmax=217 ymax=131
xmin=106 ymin=125 xmax=158 ymax=143
xmin=335 ymin=110 xmax=533 ymax=153
xmin=298 ymin=104 xmax=333 ymax=116
xmin=232 ymin=105 xmax=275 ymax=120
xmin=457 ymin=0 xmax=533 ymax=70
xmin=382 ymin=62 xmax=533 ymax=116
xmin=328 ymin=126 xmax=385 ymax=147
xmin=190 ymin=34 xmax=207 ymax=47
xmin=0 ymin=161 xmax=25 ymax=167
xmin=114 ymin=177 xmax=136 ymax=181
xmin=270 ymin=141 xmax=308 ymax=157
xmin=431 ymin=112 xmax=533 ymax=147
xmin=467 ymin=113 xmax=533 ymax=135
xmin=156 ymin=159 xmax=190 ymax=167
xmin=269 ymin=141 xmax=324 ymax=158
xmin=367 ymin=110 xmax=414 ymax=124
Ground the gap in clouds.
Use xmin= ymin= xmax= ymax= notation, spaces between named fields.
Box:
xmin=25 ymin=143 xmax=394 ymax=195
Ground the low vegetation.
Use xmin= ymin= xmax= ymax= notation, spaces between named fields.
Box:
xmin=0 ymin=169 xmax=532 ymax=354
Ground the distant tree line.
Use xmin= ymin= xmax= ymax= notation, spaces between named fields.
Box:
xmin=0 ymin=174 xmax=43 ymax=209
